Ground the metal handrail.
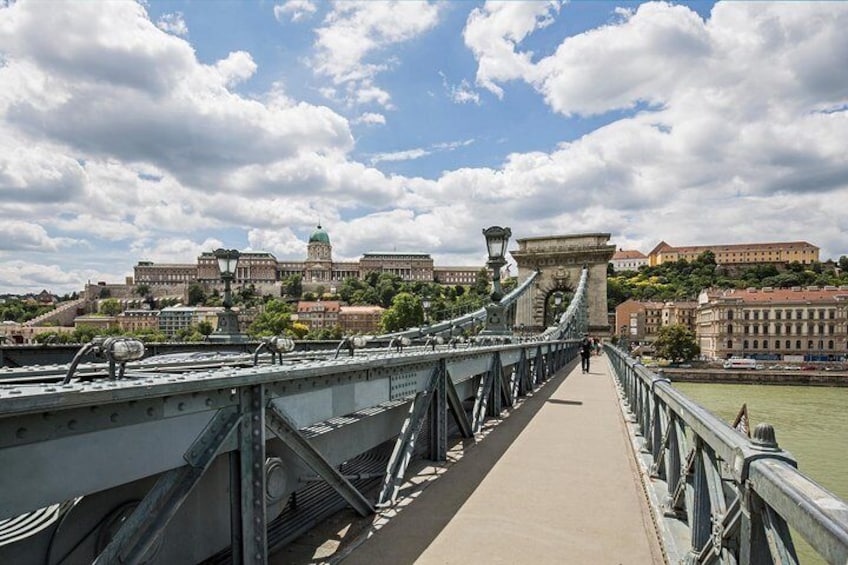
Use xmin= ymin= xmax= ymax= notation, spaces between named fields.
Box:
xmin=605 ymin=344 xmax=848 ymax=564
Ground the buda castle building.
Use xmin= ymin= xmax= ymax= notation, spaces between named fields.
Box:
xmin=134 ymin=225 xmax=484 ymax=294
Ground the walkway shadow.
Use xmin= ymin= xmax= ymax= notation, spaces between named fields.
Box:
xmin=546 ymin=398 xmax=583 ymax=406
xmin=338 ymin=358 xmax=580 ymax=565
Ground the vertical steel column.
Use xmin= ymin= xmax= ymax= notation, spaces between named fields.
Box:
xmin=233 ymin=385 xmax=267 ymax=565
xmin=429 ymin=359 xmax=448 ymax=462
xmin=689 ymin=442 xmax=711 ymax=557
xmin=488 ymin=352 xmax=504 ymax=417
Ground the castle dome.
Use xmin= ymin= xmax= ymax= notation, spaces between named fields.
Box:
xmin=308 ymin=224 xmax=330 ymax=245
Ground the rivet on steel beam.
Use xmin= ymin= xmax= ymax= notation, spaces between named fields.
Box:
xmin=16 ymin=428 xmax=26 ymax=439
xmin=178 ymin=403 xmax=185 ymax=411
xmin=205 ymin=398 xmax=213 ymax=407
xmin=68 ymin=420 xmax=77 ymax=430
xmin=147 ymin=407 xmax=155 ymax=417
xmin=111 ymin=413 xmax=119 ymax=423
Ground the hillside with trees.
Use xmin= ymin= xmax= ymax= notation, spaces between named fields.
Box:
xmin=608 ymin=252 xmax=848 ymax=310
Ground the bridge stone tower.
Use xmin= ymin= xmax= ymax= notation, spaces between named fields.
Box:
xmin=511 ymin=233 xmax=616 ymax=334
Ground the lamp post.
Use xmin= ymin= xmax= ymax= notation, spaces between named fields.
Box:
xmin=553 ymin=291 xmax=563 ymax=324
xmin=480 ymin=225 xmax=511 ymax=336
xmin=422 ymin=297 xmax=431 ymax=325
xmin=209 ymin=248 xmax=246 ymax=343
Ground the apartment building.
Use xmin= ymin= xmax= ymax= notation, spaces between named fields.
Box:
xmin=697 ymin=286 xmax=848 ymax=361
xmin=295 ymin=301 xmax=341 ymax=331
xmin=338 ymin=305 xmax=385 ymax=335
xmin=610 ymin=249 xmax=648 ymax=271
xmin=615 ymin=299 xmax=698 ymax=343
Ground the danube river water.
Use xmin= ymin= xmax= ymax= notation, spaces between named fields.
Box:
xmin=674 ymin=382 xmax=848 ymax=564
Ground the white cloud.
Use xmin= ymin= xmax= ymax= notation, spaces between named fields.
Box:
xmin=247 ymin=227 xmax=306 ymax=259
xmin=274 ymin=0 xmax=317 ymax=23
xmin=214 ymin=51 xmax=257 ymax=86
xmin=370 ymin=148 xmax=430 ymax=164
xmin=353 ymin=112 xmax=386 ymax=125
xmin=0 ymin=0 xmax=354 ymax=189
xmin=439 ymin=72 xmax=480 ymax=105
xmin=0 ymin=260 xmax=117 ymax=294
xmin=369 ymin=139 xmax=475 ymax=165
xmin=312 ymin=1 xmax=442 ymax=107
xmin=463 ymin=1 xmax=561 ymax=98
xmin=156 ymin=12 xmax=188 ymax=36
xmin=130 ymin=237 xmax=224 ymax=264
xmin=0 ymin=221 xmax=78 ymax=252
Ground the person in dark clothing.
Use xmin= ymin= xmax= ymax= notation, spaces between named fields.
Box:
xmin=580 ymin=336 xmax=592 ymax=373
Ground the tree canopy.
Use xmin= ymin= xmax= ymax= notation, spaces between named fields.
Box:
xmin=653 ymin=324 xmax=700 ymax=363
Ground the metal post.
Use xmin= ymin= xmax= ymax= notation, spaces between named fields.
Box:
xmin=234 ymin=385 xmax=267 ymax=564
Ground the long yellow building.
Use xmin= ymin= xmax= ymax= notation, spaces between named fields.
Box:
xmin=647 ymin=241 xmax=819 ymax=267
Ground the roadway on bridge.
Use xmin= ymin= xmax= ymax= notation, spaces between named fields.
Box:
xmin=336 ymin=355 xmax=665 ymax=565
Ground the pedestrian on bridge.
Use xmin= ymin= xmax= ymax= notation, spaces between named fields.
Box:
xmin=580 ymin=336 xmax=592 ymax=373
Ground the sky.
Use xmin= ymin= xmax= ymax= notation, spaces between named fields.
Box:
xmin=0 ymin=0 xmax=846 ymax=295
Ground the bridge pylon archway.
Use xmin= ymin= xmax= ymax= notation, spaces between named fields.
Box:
xmin=510 ymin=233 xmax=615 ymax=334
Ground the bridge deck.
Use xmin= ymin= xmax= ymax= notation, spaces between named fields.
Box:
xmin=307 ymin=355 xmax=665 ymax=564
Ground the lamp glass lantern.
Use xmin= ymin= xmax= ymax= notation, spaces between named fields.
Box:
xmin=482 ymin=226 xmax=511 ymax=264
xmin=214 ymin=248 xmax=240 ymax=279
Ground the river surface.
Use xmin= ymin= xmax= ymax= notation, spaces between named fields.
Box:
xmin=674 ymin=382 xmax=848 ymax=564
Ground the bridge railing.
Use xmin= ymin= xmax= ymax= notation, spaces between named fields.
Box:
xmin=0 ymin=336 xmax=580 ymax=564
xmin=605 ymin=345 xmax=848 ymax=564
xmin=379 ymin=270 xmax=540 ymax=340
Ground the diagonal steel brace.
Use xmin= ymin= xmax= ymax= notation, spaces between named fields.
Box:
xmin=378 ymin=365 xmax=442 ymax=506
xmin=94 ymin=406 xmax=241 ymax=565
xmin=266 ymin=403 xmax=373 ymax=517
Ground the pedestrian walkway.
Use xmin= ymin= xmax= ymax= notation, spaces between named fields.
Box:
xmin=340 ymin=355 xmax=665 ymax=565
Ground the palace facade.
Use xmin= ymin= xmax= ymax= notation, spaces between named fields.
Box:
xmin=134 ymin=225 xmax=485 ymax=292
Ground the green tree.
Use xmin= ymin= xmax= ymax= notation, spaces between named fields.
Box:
xmin=381 ymin=292 xmax=423 ymax=332
xmin=473 ymin=268 xmax=490 ymax=296
xmin=197 ymin=321 xmax=214 ymax=336
xmin=653 ymin=324 xmax=700 ymax=363
xmin=248 ymin=299 xmax=292 ymax=337
xmin=187 ymin=283 xmax=206 ymax=306
xmin=100 ymin=298 xmax=122 ymax=316
xmin=839 ymin=256 xmax=848 ymax=272
xmin=134 ymin=284 xmax=150 ymax=297
xmin=281 ymin=274 xmax=303 ymax=298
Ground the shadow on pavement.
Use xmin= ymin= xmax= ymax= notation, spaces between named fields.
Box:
xmin=338 ymin=358 xmax=581 ymax=565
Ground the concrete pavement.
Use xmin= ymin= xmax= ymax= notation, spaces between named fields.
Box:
xmin=339 ymin=355 xmax=665 ymax=565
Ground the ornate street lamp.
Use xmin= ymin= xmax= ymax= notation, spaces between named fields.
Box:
xmin=422 ymin=297 xmax=431 ymax=325
xmin=480 ymin=226 xmax=512 ymax=336
xmin=209 ymin=248 xmax=246 ymax=342
xmin=553 ymin=291 xmax=563 ymax=324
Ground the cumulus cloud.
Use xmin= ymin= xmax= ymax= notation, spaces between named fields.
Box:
xmin=2 ymin=0 xmax=848 ymax=294
xmin=274 ymin=0 xmax=317 ymax=23
xmin=156 ymin=12 xmax=188 ymax=36
xmin=130 ymin=237 xmax=224 ymax=264
xmin=0 ymin=221 xmax=78 ymax=252
xmin=455 ymin=1 xmax=848 ymax=258
xmin=463 ymin=1 xmax=561 ymax=98
xmin=312 ymin=1 xmax=442 ymax=107
xmin=0 ymin=260 xmax=116 ymax=294
xmin=0 ymin=0 xmax=354 ymax=189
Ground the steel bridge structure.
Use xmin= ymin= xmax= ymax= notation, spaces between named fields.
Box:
xmin=0 ymin=270 xmax=588 ymax=564
xmin=1 ymin=262 xmax=846 ymax=565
